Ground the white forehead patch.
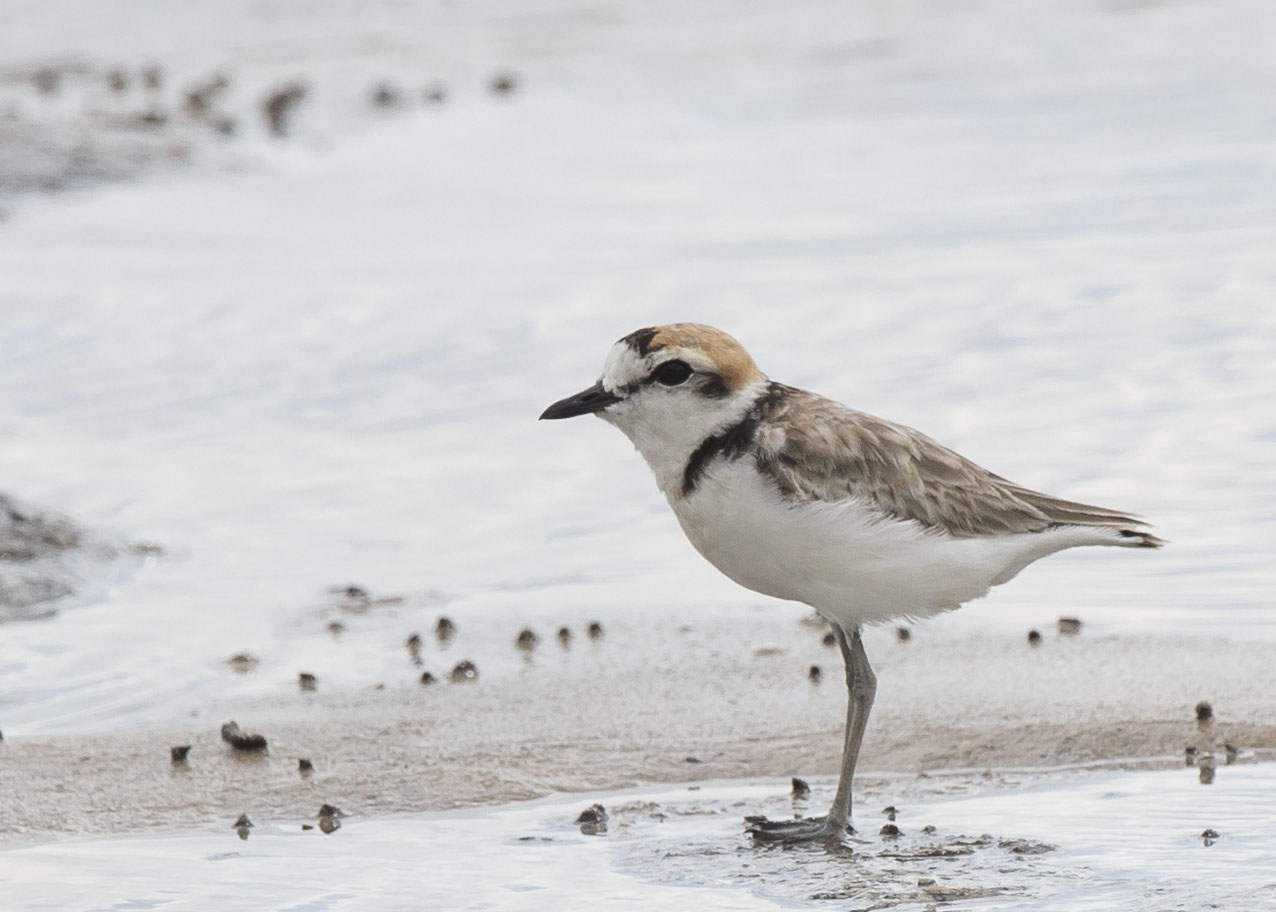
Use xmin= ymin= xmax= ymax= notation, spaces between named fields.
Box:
xmin=600 ymin=341 xmax=649 ymax=392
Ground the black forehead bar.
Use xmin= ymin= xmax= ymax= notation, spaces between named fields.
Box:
xmin=621 ymin=327 xmax=662 ymax=356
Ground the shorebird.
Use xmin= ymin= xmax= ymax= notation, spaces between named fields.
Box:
xmin=540 ymin=323 xmax=1162 ymax=842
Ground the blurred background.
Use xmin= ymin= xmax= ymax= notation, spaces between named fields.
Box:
xmin=1 ymin=0 xmax=1274 ymax=736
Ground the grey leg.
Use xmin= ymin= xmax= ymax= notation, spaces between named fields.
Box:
xmin=825 ymin=624 xmax=877 ymax=829
xmin=748 ymin=624 xmax=876 ymax=842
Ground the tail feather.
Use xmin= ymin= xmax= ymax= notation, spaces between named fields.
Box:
xmin=1005 ymin=484 xmax=1165 ymax=549
xmin=1116 ymin=528 xmax=1166 ymax=549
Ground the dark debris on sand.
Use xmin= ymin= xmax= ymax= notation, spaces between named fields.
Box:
xmin=1 ymin=492 xmax=144 ymax=622
xmin=575 ymin=803 xmax=607 ymax=835
xmin=233 ymin=812 xmax=253 ymax=840
xmin=220 ymin=721 xmax=268 ymax=752
xmin=317 ymin=803 xmax=345 ymax=834
xmin=448 ymin=660 xmax=477 ymax=683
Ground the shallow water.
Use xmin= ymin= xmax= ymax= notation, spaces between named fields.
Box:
xmin=4 ymin=761 xmax=1274 ymax=911
xmin=0 ymin=0 xmax=1273 ymax=739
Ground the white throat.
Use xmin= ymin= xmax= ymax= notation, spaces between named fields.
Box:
xmin=600 ymin=377 xmax=767 ymax=499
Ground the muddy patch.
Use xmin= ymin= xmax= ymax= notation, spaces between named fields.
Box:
xmin=0 ymin=492 xmax=156 ymax=622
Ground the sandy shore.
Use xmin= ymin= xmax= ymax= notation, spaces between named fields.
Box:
xmin=4 ymin=617 xmax=1273 ymax=848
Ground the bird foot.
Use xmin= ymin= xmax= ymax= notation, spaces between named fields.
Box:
xmin=745 ymin=814 xmax=850 ymax=843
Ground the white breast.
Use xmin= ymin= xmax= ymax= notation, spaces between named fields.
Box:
xmin=668 ymin=458 xmax=1102 ymax=628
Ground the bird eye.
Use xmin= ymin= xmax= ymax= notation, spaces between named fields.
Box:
xmin=653 ymin=359 xmax=693 ymax=386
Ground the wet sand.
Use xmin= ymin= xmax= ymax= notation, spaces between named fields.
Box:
xmin=4 ymin=618 xmax=1274 ymax=847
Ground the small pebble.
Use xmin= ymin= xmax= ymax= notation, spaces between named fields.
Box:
xmin=587 ymin=621 xmax=604 ymax=640
xmin=339 ymin=588 xmax=371 ymax=613
xmin=170 ymin=745 xmax=192 ymax=763
xmin=488 ymin=71 xmax=519 ymax=96
xmin=808 ymin=665 xmax=822 ymax=683
xmin=262 ymin=80 xmax=307 ymax=137
xmin=220 ymin=721 xmax=268 ymax=752
xmin=791 ymin=777 xmax=810 ymax=798
xmin=233 ymin=813 xmax=253 ymax=840
xmin=182 ymin=72 xmax=229 ymax=119
xmin=684 ymin=756 xmax=703 ymax=764
xmin=298 ymin=672 xmax=317 ymax=692
xmin=327 ymin=621 xmax=345 ymax=635
xmin=576 ymin=803 xmax=607 ymax=835
xmin=370 ymin=81 xmax=402 ymax=108
xmin=921 ymin=824 xmax=937 ymax=835
xmin=1199 ymin=756 xmax=1216 ymax=785
xmin=420 ymin=671 xmax=436 ymax=685
xmin=422 ymin=82 xmax=447 ymax=104
xmin=227 ymin=653 xmax=259 ymax=673
xmin=298 ymin=758 xmax=313 ymax=774
xmin=317 ymin=804 xmax=346 ymax=834
xmin=879 ymin=823 xmax=902 ymax=837
xmin=449 ymin=660 xmax=478 ymax=683
xmin=406 ymin=633 xmax=423 ymax=663
xmin=821 ymin=631 xmax=836 ymax=647
xmin=1195 ymin=701 xmax=1213 ymax=724
xmin=1027 ymin=629 xmax=1042 ymax=646
xmin=516 ymin=628 xmax=538 ymax=651
xmin=895 ymin=627 xmax=911 ymax=643
xmin=1056 ymin=617 xmax=1082 ymax=636
xmin=557 ymin=626 xmax=572 ymax=647
xmin=436 ymin=616 xmax=456 ymax=642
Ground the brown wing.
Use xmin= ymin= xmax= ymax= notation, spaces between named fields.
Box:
xmin=754 ymin=384 xmax=1160 ymax=542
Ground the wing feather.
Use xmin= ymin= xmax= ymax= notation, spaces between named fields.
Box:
xmin=754 ymin=384 xmax=1161 ymax=544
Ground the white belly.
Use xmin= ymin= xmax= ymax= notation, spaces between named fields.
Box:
xmin=668 ymin=460 xmax=1093 ymax=628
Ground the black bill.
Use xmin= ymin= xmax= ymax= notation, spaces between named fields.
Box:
xmin=539 ymin=381 xmax=621 ymax=420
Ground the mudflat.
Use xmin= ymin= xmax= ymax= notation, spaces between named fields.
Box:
xmin=3 ymin=618 xmax=1271 ymax=847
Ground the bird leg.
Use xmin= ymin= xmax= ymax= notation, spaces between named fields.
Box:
xmin=747 ymin=624 xmax=876 ymax=843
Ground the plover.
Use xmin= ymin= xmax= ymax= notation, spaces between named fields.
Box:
xmin=541 ymin=323 xmax=1162 ymax=842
